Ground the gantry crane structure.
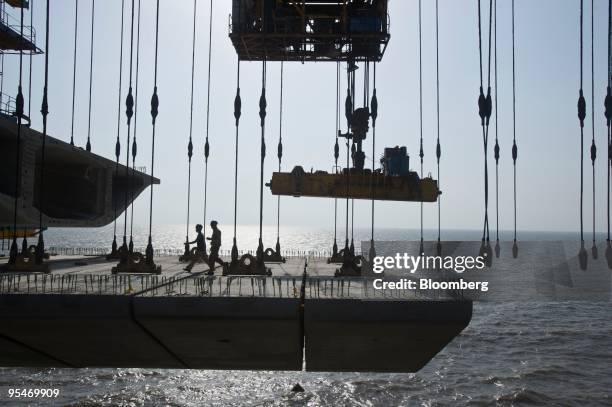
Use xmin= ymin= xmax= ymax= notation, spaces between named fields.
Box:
xmin=230 ymin=0 xmax=390 ymax=62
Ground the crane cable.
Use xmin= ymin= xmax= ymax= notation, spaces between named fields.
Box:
xmin=109 ymin=0 xmax=125 ymax=257
xmin=477 ymin=0 xmax=494 ymax=261
xmin=85 ymin=0 xmax=95 ymax=152
xmin=121 ymin=0 xmax=136 ymax=254
xmin=203 ymin=0 xmax=213 ymax=234
xmin=35 ymin=0 xmax=51 ymax=265
xmin=419 ymin=0 xmax=424 ymax=254
xmin=332 ymin=62 xmax=340 ymax=258
xmin=578 ymin=0 xmax=588 ymax=268
xmin=20 ymin=0 xmax=30 ymax=255
xmin=276 ymin=61 xmax=284 ymax=255
xmin=8 ymin=0 xmax=27 ymax=264
xmin=0 ymin=47 xmax=3 ymax=98
xmin=370 ymin=62 xmax=378 ymax=257
xmin=493 ymin=0 xmax=500 ymax=257
xmin=27 ymin=0 xmax=33 ymax=121
xmin=511 ymin=0 xmax=519 ymax=258
xmin=70 ymin=0 xmax=78 ymax=146
xmin=183 ymin=0 xmax=198 ymax=258
xmin=606 ymin=0 xmax=612 ymax=250
xmin=231 ymin=60 xmax=241 ymax=264
xmin=344 ymin=65 xmax=354 ymax=257
xmin=145 ymin=0 xmax=161 ymax=264
xmin=351 ymin=65 xmax=355 ymax=255
xmin=590 ymin=0 xmax=598 ymax=259
xmin=435 ymin=0 xmax=442 ymax=256
xmin=256 ymin=60 xmax=268 ymax=265
xmin=0 ymin=49 xmax=3 ymax=255
xmin=352 ymin=62 xmax=370 ymax=256
xmin=128 ymin=0 xmax=142 ymax=252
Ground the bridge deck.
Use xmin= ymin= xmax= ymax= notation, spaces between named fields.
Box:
xmin=0 ymin=255 xmax=416 ymax=300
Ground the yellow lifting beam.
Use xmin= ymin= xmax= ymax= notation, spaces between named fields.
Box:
xmin=268 ymin=166 xmax=440 ymax=203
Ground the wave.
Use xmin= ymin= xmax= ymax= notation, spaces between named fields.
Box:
xmin=496 ymin=389 xmax=554 ymax=405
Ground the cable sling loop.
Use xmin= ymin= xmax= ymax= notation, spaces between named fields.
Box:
xmin=122 ymin=0 xmax=137 ymax=254
xmin=257 ymin=60 xmax=268 ymax=264
xmin=86 ymin=0 xmax=95 ymax=152
xmin=231 ymin=60 xmax=241 ymax=264
xmin=418 ymin=0 xmax=424 ymax=254
xmin=477 ymin=0 xmax=494 ymax=260
xmin=183 ymin=0 xmax=198 ymax=257
xmin=8 ymin=0 xmax=26 ymax=265
xmin=35 ymin=0 xmax=51 ymax=265
xmin=578 ymin=0 xmax=588 ymax=267
xmin=110 ymin=0 xmax=125 ymax=257
xmin=203 ymin=0 xmax=213 ymax=229
xmin=590 ymin=0 xmax=598 ymax=258
xmin=145 ymin=0 xmax=161 ymax=264
xmin=129 ymin=0 xmax=142 ymax=251
xmin=276 ymin=61 xmax=284 ymax=255
xmin=435 ymin=0 xmax=442 ymax=256
xmin=70 ymin=0 xmax=78 ymax=146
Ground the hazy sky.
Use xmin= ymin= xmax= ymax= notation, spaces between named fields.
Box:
xmin=3 ymin=0 xmax=611 ymax=236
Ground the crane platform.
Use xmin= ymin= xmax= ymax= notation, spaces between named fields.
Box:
xmin=268 ymin=166 xmax=440 ymax=202
xmin=230 ymin=0 xmax=390 ymax=62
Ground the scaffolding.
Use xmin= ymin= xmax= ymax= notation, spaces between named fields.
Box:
xmin=0 ymin=0 xmax=41 ymax=54
xmin=0 ymin=52 xmax=16 ymax=118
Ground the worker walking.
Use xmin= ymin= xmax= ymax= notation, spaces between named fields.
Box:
xmin=184 ymin=224 xmax=206 ymax=272
xmin=207 ymin=220 xmax=225 ymax=274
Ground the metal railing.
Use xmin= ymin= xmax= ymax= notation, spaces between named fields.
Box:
xmin=137 ymin=275 xmax=304 ymax=299
xmin=0 ymin=271 xmax=465 ymax=300
xmin=303 ymin=276 xmax=463 ymax=301
xmin=0 ymin=272 xmax=304 ymax=298
xmin=40 ymin=246 xmax=358 ymax=260
xmin=0 ymin=91 xmax=16 ymax=116
xmin=0 ymin=272 xmax=167 ymax=296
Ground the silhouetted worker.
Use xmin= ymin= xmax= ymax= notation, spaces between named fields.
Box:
xmin=207 ymin=220 xmax=225 ymax=273
xmin=184 ymin=224 xmax=206 ymax=272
